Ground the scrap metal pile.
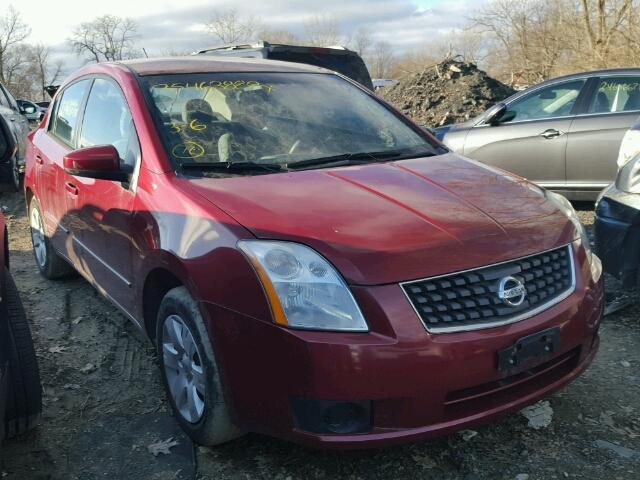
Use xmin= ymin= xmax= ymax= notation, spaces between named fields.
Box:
xmin=380 ymin=60 xmax=515 ymax=127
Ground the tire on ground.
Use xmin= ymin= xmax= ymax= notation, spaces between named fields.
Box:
xmin=156 ymin=286 xmax=243 ymax=446
xmin=29 ymin=199 xmax=74 ymax=279
xmin=3 ymin=267 xmax=42 ymax=438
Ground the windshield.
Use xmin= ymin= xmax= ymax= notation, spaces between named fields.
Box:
xmin=143 ymin=72 xmax=439 ymax=175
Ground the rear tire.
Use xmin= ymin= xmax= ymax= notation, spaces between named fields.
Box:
xmin=156 ymin=286 xmax=243 ymax=446
xmin=29 ymin=199 xmax=74 ymax=279
xmin=3 ymin=268 xmax=42 ymax=438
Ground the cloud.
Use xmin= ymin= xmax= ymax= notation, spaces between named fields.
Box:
xmin=14 ymin=0 xmax=487 ymax=80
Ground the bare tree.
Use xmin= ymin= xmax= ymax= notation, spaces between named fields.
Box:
xmin=0 ymin=6 xmax=30 ymax=84
xmin=69 ymin=15 xmax=139 ymax=63
xmin=204 ymin=9 xmax=261 ymax=45
xmin=352 ymin=27 xmax=372 ymax=57
xmin=28 ymin=43 xmax=63 ymax=101
xmin=255 ymin=28 xmax=298 ymax=45
xmin=304 ymin=16 xmax=343 ymax=46
xmin=369 ymin=41 xmax=395 ymax=78
xmin=577 ymin=0 xmax=633 ymax=67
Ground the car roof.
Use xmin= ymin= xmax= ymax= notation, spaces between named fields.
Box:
xmin=537 ymin=67 xmax=640 ymax=86
xmin=118 ymin=56 xmax=328 ymax=76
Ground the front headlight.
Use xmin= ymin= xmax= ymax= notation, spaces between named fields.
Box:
xmin=238 ymin=240 xmax=368 ymax=331
xmin=547 ymin=191 xmax=602 ymax=282
xmin=617 ymin=129 xmax=640 ymax=169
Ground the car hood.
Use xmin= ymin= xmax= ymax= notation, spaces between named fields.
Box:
xmin=187 ymin=153 xmax=575 ymax=285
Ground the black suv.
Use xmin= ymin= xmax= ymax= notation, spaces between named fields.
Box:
xmin=195 ymin=41 xmax=374 ymax=90
xmin=0 ymin=114 xmax=41 ymax=440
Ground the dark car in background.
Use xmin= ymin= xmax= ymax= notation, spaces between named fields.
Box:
xmin=0 ymin=115 xmax=42 ymax=441
xmin=17 ymin=100 xmax=45 ymax=125
xmin=595 ymin=121 xmax=640 ymax=289
xmin=194 ymin=41 xmax=374 ymax=90
xmin=0 ymin=81 xmax=30 ymax=191
xmin=435 ymin=68 xmax=640 ymax=200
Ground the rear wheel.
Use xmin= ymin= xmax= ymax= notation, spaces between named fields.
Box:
xmin=29 ymin=199 xmax=74 ymax=279
xmin=3 ymin=268 xmax=42 ymax=438
xmin=156 ymin=286 xmax=242 ymax=446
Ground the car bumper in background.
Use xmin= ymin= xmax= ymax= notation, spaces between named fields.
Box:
xmin=202 ymin=244 xmax=604 ymax=448
xmin=595 ymin=183 xmax=640 ymax=288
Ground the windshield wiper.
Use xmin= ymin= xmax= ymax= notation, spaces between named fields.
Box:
xmin=286 ymin=148 xmax=436 ymax=170
xmin=180 ymin=162 xmax=286 ymax=174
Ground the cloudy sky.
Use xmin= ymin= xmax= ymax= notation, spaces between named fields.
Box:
xmin=12 ymin=0 xmax=486 ymax=74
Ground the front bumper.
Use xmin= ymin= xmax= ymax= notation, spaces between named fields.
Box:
xmin=203 ymin=243 xmax=604 ymax=448
xmin=595 ymin=183 xmax=640 ymax=287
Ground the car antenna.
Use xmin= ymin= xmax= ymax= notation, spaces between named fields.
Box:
xmin=142 ymin=47 xmax=149 ymax=58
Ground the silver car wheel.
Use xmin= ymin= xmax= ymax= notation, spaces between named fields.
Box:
xmin=30 ymin=206 xmax=47 ymax=268
xmin=162 ymin=314 xmax=206 ymax=423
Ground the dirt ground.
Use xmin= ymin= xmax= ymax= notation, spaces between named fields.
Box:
xmin=0 ymin=191 xmax=638 ymax=480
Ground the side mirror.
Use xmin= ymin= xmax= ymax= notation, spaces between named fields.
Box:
xmin=23 ymin=105 xmax=37 ymax=114
xmin=63 ymin=145 xmax=129 ymax=182
xmin=486 ymin=103 xmax=516 ymax=125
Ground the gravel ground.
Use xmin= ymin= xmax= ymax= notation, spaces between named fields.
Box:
xmin=0 ymin=193 xmax=638 ymax=480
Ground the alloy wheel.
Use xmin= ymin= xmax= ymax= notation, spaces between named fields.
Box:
xmin=30 ymin=206 xmax=47 ymax=268
xmin=161 ymin=314 xmax=206 ymax=423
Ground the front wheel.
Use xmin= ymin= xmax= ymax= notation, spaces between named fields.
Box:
xmin=156 ymin=287 xmax=242 ymax=446
xmin=10 ymin=156 xmax=22 ymax=192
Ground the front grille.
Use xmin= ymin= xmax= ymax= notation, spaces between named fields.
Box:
xmin=401 ymin=245 xmax=575 ymax=333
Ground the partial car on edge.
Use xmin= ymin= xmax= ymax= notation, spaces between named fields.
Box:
xmin=25 ymin=57 xmax=603 ymax=448
xmin=595 ymin=120 xmax=640 ymax=288
xmin=435 ymin=68 xmax=640 ymax=201
xmin=0 ymin=114 xmax=42 ymax=441
xmin=17 ymin=100 xmax=45 ymax=125
xmin=0 ymin=82 xmax=30 ymax=191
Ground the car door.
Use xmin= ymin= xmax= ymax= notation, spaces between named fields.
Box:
xmin=566 ymin=75 xmax=640 ymax=189
xmin=31 ymin=79 xmax=91 ymax=256
xmin=461 ymin=79 xmax=587 ymax=187
xmin=0 ymin=85 xmax=29 ymax=156
xmin=68 ymin=77 xmax=140 ymax=315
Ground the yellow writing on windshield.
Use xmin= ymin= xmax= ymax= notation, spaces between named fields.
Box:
xmin=172 ymin=141 xmax=206 ymax=159
xmin=152 ymin=80 xmax=273 ymax=93
xmin=170 ymin=119 xmax=207 ymax=134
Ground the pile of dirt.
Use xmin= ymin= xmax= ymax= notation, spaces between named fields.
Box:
xmin=380 ymin=60 xmax=516 ymax=127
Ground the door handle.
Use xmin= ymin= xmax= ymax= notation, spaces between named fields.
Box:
xmin=35 ymin=154 xmax=43 ymax=165
xmin=540 ymin=129 xmax=563 ymax=139
xmin=65 ymin=182 xmax=79 ymax=196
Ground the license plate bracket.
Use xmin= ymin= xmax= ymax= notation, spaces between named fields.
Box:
xmin=497 ymin=326 xmax=560 ymax=373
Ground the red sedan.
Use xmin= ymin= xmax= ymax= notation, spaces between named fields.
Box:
xmin=24 ymin=57 xmax=604 ymax=448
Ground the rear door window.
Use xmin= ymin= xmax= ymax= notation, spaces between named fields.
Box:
xmin=587 ymin=76 xmax=640 ymax=113
xmin=50 ymin=80 xmax=90 ymax=146
xmin=504 ymin=80 xmax=586 ymax=123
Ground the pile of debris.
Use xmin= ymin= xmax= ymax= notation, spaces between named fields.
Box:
xmin=379 ymin=60 xmax=516 ymax=127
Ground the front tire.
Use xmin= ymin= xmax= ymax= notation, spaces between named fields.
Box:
xmin=29 ymin=199 xmax=74 ymax=279
xmin=10 ymin=156 xmax=22 ymax=192
xmin=156 ymin=287 xmax=242 ymax=446
xmin=3 ymin=268 xmax=42 ymax=438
